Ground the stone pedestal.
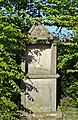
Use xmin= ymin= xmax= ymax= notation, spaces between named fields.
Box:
xmin=21 ymin=74 xmax=59 ymax=113
xmin=21 ymin=23 xmax=59 ymax=114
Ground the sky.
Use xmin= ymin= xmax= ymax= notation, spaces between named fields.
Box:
xmin=46 ymin=25 xmax=73 ymax=39
xmin=46 ymin=26 xmax=57 ymax=33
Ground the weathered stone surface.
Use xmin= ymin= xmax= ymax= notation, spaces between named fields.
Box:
xmin=21 ymin=23 xmax=60 ymax=115
xmin=27 ymin=44 xmax=51 ymax=75
xmin=21 ymin=78 xmax=57 ymax=113
xmin=28 ymin=22 xmax=53 ymax=40
xmin=21 ymin=43 xmax=57 ymax=75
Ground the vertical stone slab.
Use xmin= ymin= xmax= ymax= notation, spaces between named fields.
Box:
xmin=25 ymin=76 xmax=59 ymax=113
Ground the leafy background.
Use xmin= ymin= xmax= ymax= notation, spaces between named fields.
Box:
xmin=0 ymin=0 xmax=78 ymax=119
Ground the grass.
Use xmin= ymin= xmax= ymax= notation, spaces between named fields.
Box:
xmin=60 ymin=107 xmax=78 ymax=120
xmin=21 ymin=107 xmax=78 ymax=120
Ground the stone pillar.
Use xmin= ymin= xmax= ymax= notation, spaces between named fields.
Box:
xmin=21 ymin=23 xmax=60 ymax=115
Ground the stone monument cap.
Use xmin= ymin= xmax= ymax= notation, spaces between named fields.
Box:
xmin=28 ymin=22 xmax=53 ymax=42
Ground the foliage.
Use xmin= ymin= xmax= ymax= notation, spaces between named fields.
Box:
xmin=0 ymin=0 xmax=29 ymax=119
xmin=0 ymin=44 xmax=21 ymax=119
xmin=58 ymin=42 xmax=78 ymax=107
xmin=0 ymin=0 xmax=78 ymax=119
xmin=38 ymin=0 xmax=78 ymax=41
xmin=0 ymin=0 xmax=42 ymax=119
xmin=60 ymin=106 xmax=78 ymax=120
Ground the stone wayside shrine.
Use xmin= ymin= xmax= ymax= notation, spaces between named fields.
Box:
xmin=21 ymin=23 xmax=60 ymax=117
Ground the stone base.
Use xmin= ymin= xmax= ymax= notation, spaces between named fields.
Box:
xmin=21 ymin=74 xmax=59 ymax=114
xmin=20 ymin=111 xmax=62 ymax=120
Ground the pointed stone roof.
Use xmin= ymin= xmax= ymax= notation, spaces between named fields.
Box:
xmin=28 ymin=22 xmax=53 ymax=41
